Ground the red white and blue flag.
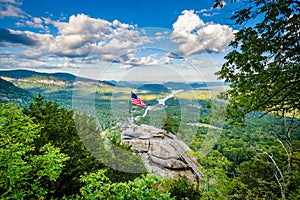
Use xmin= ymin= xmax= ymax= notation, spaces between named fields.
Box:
xmin=131 ymin=92 xmax=147 ymax=108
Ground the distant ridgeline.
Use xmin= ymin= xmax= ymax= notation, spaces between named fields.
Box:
xmin=0 ymin=77 xmax=33 ymax=104
xmin=0 ymin=69 xmax=106 ymax=109
xmin=0 ymin=69 xmax=96 ymax=82
xmin=0 ymin=69 xmax=226 ymax=110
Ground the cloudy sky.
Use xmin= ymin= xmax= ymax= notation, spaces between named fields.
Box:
xmin=0 ymin=0 xmax=241 ymax=82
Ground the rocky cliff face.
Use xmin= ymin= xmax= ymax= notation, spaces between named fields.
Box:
xmin=121 ymin=123 xmax=202 ymax=183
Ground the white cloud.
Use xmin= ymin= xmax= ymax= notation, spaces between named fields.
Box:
xmin=0 ymin=0 xmax=51 ymax=32
xmin=118 ymin=54 xmax=160 ymax=68
xmin=48 ymin=14 xmax=149 ymax=59
xmin=25 ymin=17 xmax=46 ymax=29
xmin=0 ymin=0 xmax=27 ymax=18
xmin=42 ymin=17 xmax=54 ymax=25
xmin=1 ymin=14 xmax=156 ymax=69
xmin=0 ymin=0 xmax=22 ymax=5
xmin=153 ymin=31 xmax=169 ymax=41
xmin=202 ymin=12 xmax=219 ymax=17
xmin=0 ymin=3 xmax=26 ymax=18
xmin=0 ymin=29 xmax=55 ymax=70
xmin=196 ymin=8 xmax=220 ymax=17
xmin=0 ymin=52 xmax=80 ymax=69
xmin=171 ymin=10 xmax=234 ymax=56
xmin=197 ymin=9 xmax=210 ymax=13
xmin=54 ymin=14 xmax=112 ymax=35
xmin=14 ymin=17 xmax=51 ymax=33
xmin=10 ymin=29 xmax=53 ymax=57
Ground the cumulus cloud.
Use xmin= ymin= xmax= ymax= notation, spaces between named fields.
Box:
xmin=0 ymin=53 xmax=81 ymax=69
xmin=171 ymin=10 xmax=234 ymax=56
xmin=48 ymin=14 xmax=149 ymax=59
xmin=15 ymin=17 xmax=50 ymax=33
xmin=25 ymin=17 xmax=48 ymax=30
xmin=0 ymin=14 xmax=155 ymax=69
xmin=0 ymin=0 xmax=27 ymax=18
xmin=0 ymin=28 xmax=39 ymax=46
xmin=117 ymin=53 xmax=161 ymax=68
xmin=2 ymin=6 xmax=152 ymax=62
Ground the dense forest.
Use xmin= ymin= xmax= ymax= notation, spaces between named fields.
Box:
xmin=1 ymin=86 xmax=299 ymax=199
xmin=1 ymin=0 xmax=299 ymax=199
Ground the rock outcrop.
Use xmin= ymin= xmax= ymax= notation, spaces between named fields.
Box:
xmin=121 ymin=123 xmax=202 ymax=183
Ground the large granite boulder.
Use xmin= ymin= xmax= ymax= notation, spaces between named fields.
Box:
xmin=121 ymin=123 xmax=202 ymax=183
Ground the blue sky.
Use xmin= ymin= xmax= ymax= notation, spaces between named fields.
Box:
xmin=0 ymin=0 xmax=242 ymax=82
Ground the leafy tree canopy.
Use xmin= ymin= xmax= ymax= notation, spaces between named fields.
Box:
xmin=78 ymin=169 xmax=173 ymax=200
xmin=23 ymin=94 xmax=145 ymax=198
xmin=217 ymin=0 xmax=300 ymax=120
xmin=0 ymin=103 xmax=69 ymax=199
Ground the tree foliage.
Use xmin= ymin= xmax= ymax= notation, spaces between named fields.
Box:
xmin=189 ymin=109 xmax=300 ymax=199
xmin=77 ymin=169 xmax=173 ymax=200
xmin=0 ymin=103 xmax=68 ymax=199
xmin=162 ymin=112 xmax=180 ymax=134
xmin=217 ymin=0 xmax=300 ymax=120
xmin=1 ymin=90 xmax=299 ymax=199
xmin=163 ymin=175 xmax=201 ymax=200
xmin=23 ymin=94 xmax=145 ymax=198
xmin=23 ymin=94 xmax=107 ymax=198
xmin=214 ymin=1 xmax=300 ymax=198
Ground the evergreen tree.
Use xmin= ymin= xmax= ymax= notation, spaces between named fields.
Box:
xmin=0 ymin=103 xmax=68 ymax=199
xmin=24 ymin=94 xmax=106 ymax=198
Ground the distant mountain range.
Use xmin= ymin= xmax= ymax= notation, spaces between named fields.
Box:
xmin=0 ymin=69 xmax=229 ymax=110
xmin=0 ymin=69 xmax=227 ymax=88
xmin=0 ymin=69 xmax=228 ymax=106
xmin=1 ymin=69 xmax=227 ymax=87
xmin=0 ymin=69 xmax=115 ymax=107
xmin=0 ymin=69 xmax=97 ymax=83
xmin=111 ymin=81 xmax=228 ymax=91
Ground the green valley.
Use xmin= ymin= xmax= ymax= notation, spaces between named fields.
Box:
xmin=0 ymin=69 xmax=299 ymax=199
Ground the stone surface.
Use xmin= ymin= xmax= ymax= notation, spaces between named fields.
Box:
xmin=123 ymin=139 xmax=149 ymax=153
xmin=121 ymin=123 xmax=202 ymax=183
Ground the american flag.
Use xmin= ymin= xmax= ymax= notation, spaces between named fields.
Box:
xmin=131 ymin=92 xmax=147 ymax=108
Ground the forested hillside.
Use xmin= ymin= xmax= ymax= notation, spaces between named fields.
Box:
xmin=0 ymin=69 xmax=96 ymax=82
xmin=0 ymin=77 xmax=33 ymax=104
xmin=0 ymin=96 xmax=202 ymax=199
xmin=1 ymin=87 xmax=299 ymax=199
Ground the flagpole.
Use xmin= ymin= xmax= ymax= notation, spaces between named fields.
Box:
xmin=130 ymin=103 xmax=133 ymax=123
xmin=130 ymin=92 xmax=133 ymax=123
